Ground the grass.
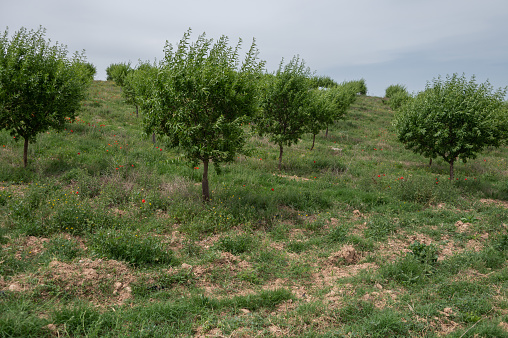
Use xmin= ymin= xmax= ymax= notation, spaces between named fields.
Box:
xmin=0 ymin=81 xmax=507 ymax=337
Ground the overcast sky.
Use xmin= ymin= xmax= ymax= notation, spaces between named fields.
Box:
xmin=2 ymin=0 xmax=507 ymax=97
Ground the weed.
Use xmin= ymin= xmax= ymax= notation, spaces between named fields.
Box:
xmin=43 ymin=236 xmax=82 ymax=261
xmin=409 ymin=241 xmax=439 ymax=264
xmin=90 ymin=229 xmax=177 ymax=267
xmin=214 ymin=234 xmax=255 ymax=255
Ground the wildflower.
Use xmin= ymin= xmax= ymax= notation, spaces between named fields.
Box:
xmin=271 ymin=188 xmax=274 ymax=191
xmin=77 ymin=152 xmax=80 ymax=155
xmin=142 ymin=199 xmax=146 ymax=203
xmin=377 ymin=175 xmax=381 ymax=177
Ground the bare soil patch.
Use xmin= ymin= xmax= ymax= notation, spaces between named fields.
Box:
xmin=2 ymin=258 xmax=136 ymax=305
xmin=480 ymin=198 xmax=508 ymax=209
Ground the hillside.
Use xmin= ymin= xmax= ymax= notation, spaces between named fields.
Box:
xmin=0 ymin=80 xmax=507 ymax=337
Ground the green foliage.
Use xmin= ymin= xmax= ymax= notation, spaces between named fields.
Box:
xmin=0 ymin=297 xmax=49 ymax=337
xmin=327 ymin=224 xmax=351 ymax=243
xmin=122 ymin=61 xmax=156 ymax=113
xmin=348 ymin=78 xmax=367 ymax=95
xmin=43 ymin=235 xmax=82 ymax=261
xmin=337 ymin=300 xmax=375 ymax=322
xmin=393 ymin=73 xmax=508 ymax=180
xmin=306 ymin=82 xmax=358 ymax=149
xmin=230 ymin=288 xmax=293 ymax=311
xmin=385 ymin=84 xmax=411 ymax=110
xmin=105 ymin=62 xmax=132 ymax=86
xmin=90 ymin=229 xmax=177 ymax=267
xmin=364 ymin=216 xmax=397 ymax=239
xmin=139 ymin=29 xmax=264 ymax=200
xmin=215 ymin=233 xmax=255 ymax=255
xmin=381 ymin=254 xmax=433 ymax=285
xmin=0 ymin=26 xmax=92 ymax=167
xmin=384 ymin=84 xmax=407 ymax=99
xmin=388 ymin=90 xmax=412 ymax=111
xmin=82 ymin=62 xmax=97 ymax=80
xmin=309 ymin=75 xmax=338 ymax=88
xmin=52 ymin=304 xmax=116 ymax=336
xmin=409 ymin=240 xmax=438 ymax=264
xmin=256 ymin=56 xmax=313 ymax=169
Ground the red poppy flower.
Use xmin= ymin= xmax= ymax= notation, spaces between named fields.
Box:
xmin=142 ymin=199 xmax=146 ymax=203
xmin=271 ymin=188 xmax=274 ymax=191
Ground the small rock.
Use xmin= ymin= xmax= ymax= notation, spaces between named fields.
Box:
xmin=8 ymin=283 xmax=22 ymax=292
xmin=375 ymin=283 xmax=383 ymax=290
xmin=353 ymin=210 xmax=364 ymax=217
xmin=45 ymin=324 xmax=57 ymax=332
xmin=239 ymin=308 xmax=250 ymax=314
xmin=181 ymin=263 xmax=193 ymax=270
xmin=113 ymin=282 xmax=123 ymax=295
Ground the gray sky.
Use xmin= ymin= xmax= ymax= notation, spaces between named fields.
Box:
xmin=2 ymin=0 xmax=507 ymax=97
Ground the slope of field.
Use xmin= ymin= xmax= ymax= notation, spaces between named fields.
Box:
xmin=0 ymin=81 xmax=507 ymax=337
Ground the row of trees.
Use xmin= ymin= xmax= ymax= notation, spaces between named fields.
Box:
xmin=108 ymin=30 xmax=363 ymax=200
xmin=5 ymin=26 xmax=505 ymax=202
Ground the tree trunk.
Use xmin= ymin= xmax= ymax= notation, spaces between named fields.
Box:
xmin=429 ymin=158 xmax=432 ymax=166
xmin=202 ymin=159 xmax=210 ymax=202
xmin=152 ymin=132 xmax=156 ymax=144
xmin=278 ymin=144 xmax=284 ymax=171
xmin=325 ymin=126 xmax=329 ymax=138
xmin=310 ymin=134 xmax=316 ymax=151
xmin=135 ymin=105 xmax=139 ymax=118
xmin=449 ymin=160 xmax=454 ymax=181
xmin=23 ymin=138 xmax=29 ymax=168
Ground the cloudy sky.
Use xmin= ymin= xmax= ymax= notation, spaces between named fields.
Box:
xmin=2 ymin=0 xmax=507 ymax=97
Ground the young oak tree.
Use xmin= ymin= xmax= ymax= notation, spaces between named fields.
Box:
xmin=256 ymin=56 xmax=313 ymax=170
xmin=141 ymin=30 xmax=264 ymax=201
xmin=393 ymin=73 xmax=508 ymax=180
xmin=0 ymin=26 xmax=91 ymax=167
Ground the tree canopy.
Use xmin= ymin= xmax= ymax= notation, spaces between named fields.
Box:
xmin=255 ymin=56 xmax=313 ymax=170
xmin=0 ymin=26 xmax=91 ymax=167
xmin=137 ymin=30 xmax=265 ymax=201
xmin=393 ymin=73 xmax=508 ymax=180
